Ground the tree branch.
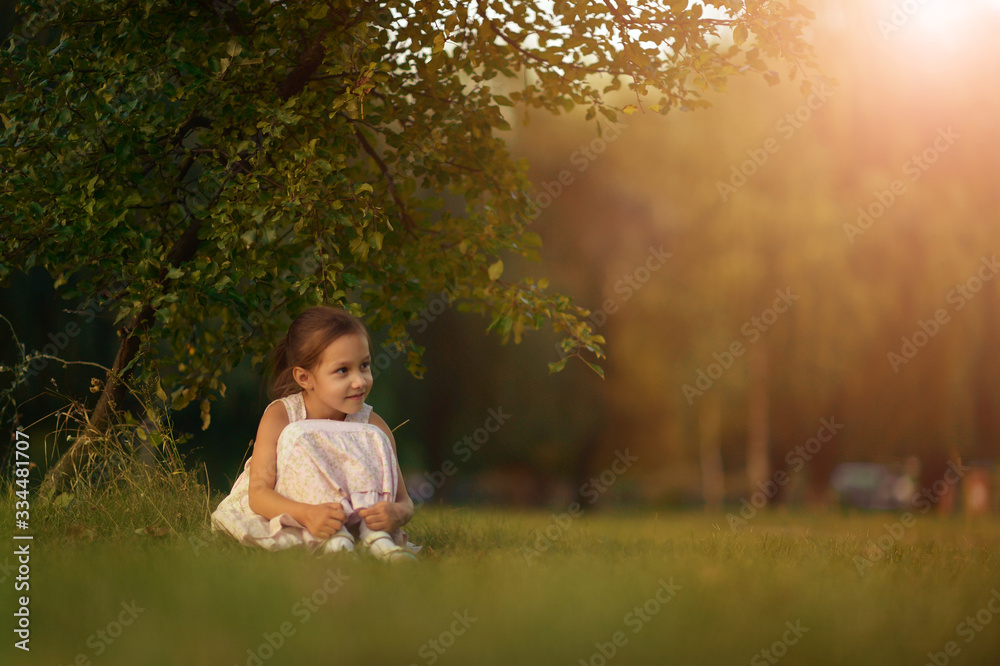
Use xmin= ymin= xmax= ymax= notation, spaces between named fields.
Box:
xmin=277 ymin=29 xmax=330 ymax=100
xmin=354 ymin=127 xmax=416 ymax=235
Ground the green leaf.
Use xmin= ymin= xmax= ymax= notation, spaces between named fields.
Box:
xmin=53 ymin=493 xmax=75 ymax=508
xmin=307 ymin=4 xmax=329 ymax=19
xmin=349 ymin=236 xmax=370 ymax=261
xmin=200 ymin=398 xmax=211 ymax=430
xmin=583 ymin=360 xmax=605 ymax=379
xmin=548 ymin=357 xmax=568 ymax=373
xmin=488 ymin=259 xmax=504 ymax=281
xmin=733 ymin=24 xmax=749 ymax=47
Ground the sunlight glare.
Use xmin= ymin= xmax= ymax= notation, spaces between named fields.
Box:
xmin=877 ymin=0 xmax=1000 ymax=71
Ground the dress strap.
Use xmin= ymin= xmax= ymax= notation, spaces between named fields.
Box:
xmin=278 ymin=392 xmax=307 ymax=423
xmin=275 ymin=393 xmax=370 ymax=423
xmin=346 ymin=402 xmax=373 ymax=424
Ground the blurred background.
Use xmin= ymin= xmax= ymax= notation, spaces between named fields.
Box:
xmin=3 ymin=0 xmax=1000 ymax=514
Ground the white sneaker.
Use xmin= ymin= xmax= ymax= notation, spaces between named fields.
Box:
xmin=364 ymin=534 xmax=417 ymax=563
xmin=318 ymin=531 xmax=355 ymax=555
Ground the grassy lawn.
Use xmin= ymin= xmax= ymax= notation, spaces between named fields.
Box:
xmin=4 ymin=479 xmax=1000 ymax=666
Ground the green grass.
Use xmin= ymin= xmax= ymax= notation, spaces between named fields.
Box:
xmin=4 ymin=468 xmax=1000 ymax=666
xmin=9 ymin=386 xmax=996 ymax=665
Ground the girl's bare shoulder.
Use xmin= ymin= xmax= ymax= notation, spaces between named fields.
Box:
xmin=256 ymin=399 xmax=290 ymax=439
xmin=367 ymin=411 xmax=395 ymax=444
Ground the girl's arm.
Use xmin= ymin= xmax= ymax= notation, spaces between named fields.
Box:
xmin=360 ymin=412 xmax=414 ymax=530
xmin=247 ymin=402 xmax=345 ymax=534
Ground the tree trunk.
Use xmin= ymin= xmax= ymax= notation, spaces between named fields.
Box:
xmin=699 ymin=391 xmax=724 ymax=511
xmin=423 ymin=391 xmax=452 ymax=503
xmin=746 ymin=340 xmax=770 ymax=497
xmin=804 ymin=388 xmax=846 ymax=505
xmin=571 ymin=431 xmax=601 ymax=507
xmin=37 ymin=308 xmax=150 ymax=500
xmin=39 ymin=217 xmax=205 ymax=500
xmin=973 ymin=278 xmax=999 ymax=459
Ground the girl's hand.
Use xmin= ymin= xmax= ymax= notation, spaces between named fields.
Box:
xmin=358 ymin=501 xmax=411 ymax=532
xmin=300 ymin=502 xmax=346 ymax=538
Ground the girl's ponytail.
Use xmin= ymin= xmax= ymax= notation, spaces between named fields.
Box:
xmin=267 ymin=336 xmax=297 ymax=400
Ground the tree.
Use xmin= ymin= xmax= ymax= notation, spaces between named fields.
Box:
xmin=0 ymin=0 xmax=817 ymax=495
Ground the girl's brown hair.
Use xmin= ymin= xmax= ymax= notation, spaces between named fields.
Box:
xmin=267 ymin=306 xmax=372 ymax=399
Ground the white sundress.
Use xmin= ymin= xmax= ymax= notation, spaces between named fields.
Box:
xmin=210 ymin=392 xmax=418 ymax=553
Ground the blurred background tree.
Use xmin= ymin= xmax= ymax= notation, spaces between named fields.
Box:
xmin=0 ymin=0 xmax=818 ymax=496
xmin=489 ymin=0 xmax=1000 ymax=505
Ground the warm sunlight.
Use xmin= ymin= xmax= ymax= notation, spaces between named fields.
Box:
xmin=878 ymin=0 xmax=1000 ymax=68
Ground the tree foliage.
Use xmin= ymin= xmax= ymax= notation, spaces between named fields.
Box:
xmin=0 ymin=0 xmax=816 ymax=454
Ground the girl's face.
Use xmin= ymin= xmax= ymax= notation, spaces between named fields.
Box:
xmin=293 ymin=333 xmax=372 ymax=420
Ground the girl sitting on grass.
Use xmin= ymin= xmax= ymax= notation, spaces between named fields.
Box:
xmin=211 ymin=305 xmax=419 ymax=562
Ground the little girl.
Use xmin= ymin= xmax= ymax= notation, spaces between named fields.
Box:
xmin=211 ymin=306 xmax=419 ymax=562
